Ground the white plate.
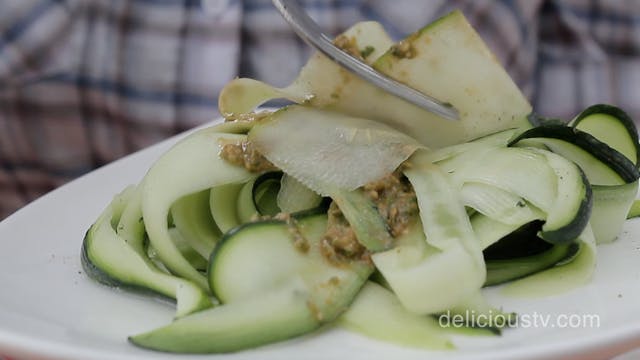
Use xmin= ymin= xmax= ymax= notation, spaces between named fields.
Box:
xmin=2 ymin=121 xmax=640 ymax=360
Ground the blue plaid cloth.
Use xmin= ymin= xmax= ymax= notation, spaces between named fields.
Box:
xmin=0 ymin=0 xmax=639 ymax=219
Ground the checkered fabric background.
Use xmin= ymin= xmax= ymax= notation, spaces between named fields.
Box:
xmin=1 ymin=0 xmax=639 ymax=220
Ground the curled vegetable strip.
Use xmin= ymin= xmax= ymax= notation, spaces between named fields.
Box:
xmin=339 ymin=281 xmax=453 ymax=350
xmin=142 ymin=127 xmax=255 ymax=290
xmin=82 ymin=190 xmax=212 ymax=318
xmin=501 ymin=223 xmax=597 ymax=297
xmin=406 ymin=151 xmax=485 ymax=261
xmin=132 ymin=214 xmax=372 ymax=353
xmin=218 ymin=21 xmax=393 ymax=116
xmin=109 ymin=185 xmax=136 ymax=223
xmin=276 ymin=174 xmax=322 ymax=213
xmin=449 ymin=147 xmax=557 ymax=212
xmin=116 ymin=187 xmax=146 ymax=258
xmin=249 ymin=105 xmax=423 ymax=196
xmin=171 ymin=189 xmax=221 ymax=259
xmin=460 ymin=182 xmax=544 ymax=226
xmin=472 ymin=213 xmax=542 ymax=250
xmin=373 ymin=150 xmax=485 ymax=315
xmin=209 ymin=183 xmax=244 ymax=233
xmin=131 ymin=279 xmax=317 ymax=353
xmin=534 ymin=149 xmax=592 ymax=244
xmin=220 ymin=11 xmax=531 ymax=149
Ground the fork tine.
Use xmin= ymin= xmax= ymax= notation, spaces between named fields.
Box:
xmin=271 ymin=0 xmax=460 ymax=121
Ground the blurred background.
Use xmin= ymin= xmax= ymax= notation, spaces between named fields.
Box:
xmin=0 ymin=0 xmax=639 ymax=220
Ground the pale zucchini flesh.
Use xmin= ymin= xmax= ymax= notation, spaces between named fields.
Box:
xmin=170 ymin=189 xmax=221 ymax=259
xmin=133 ymin=213 xmax=371 ymax=353
xmin=218 ymin=21 xmax=394 ymax=116
xmin=449 ymin=147 xmax=557 ymax=212
xmin=210 ymin=182 xmax=245 ymax=234
xmin=460 ymin=182 xmax=544 ymax=226
xmin=116 ymin=186 xmax=147 ymax=260
xmin=277 ymin=173 xmax=322 ymax=213
xmin=130 ymin=280 xmax=317 ymax=353
xmin=82 ymin=195 xmax=212 ymax=318
xmin=141 ymin=127 xmax=254 ymax=290
xmin=570 ymin=104 xmax=640 ymax=166
xmin=220 ymin=11 xmax=531 ymax=149
xmin=236 ymin=178 xmax=259 ymax=224
xmin=339 ymin=281 xmax=453 ymax=350
xmin=534 ymin=149 xmax=592 ymax=244
xmin=248 ymin=105 xmax=422 ymax=195
xmin=373 ymin=152 xmax=485 ymax=314
xmin=590 ymin=182 xmax=638 ymax=243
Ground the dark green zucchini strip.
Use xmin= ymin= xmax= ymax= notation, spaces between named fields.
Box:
xmin=570 ymin=104 xmax=640 ymax=167
xmin=483 ymin=221 xmax=580 ymax=286
xmin=509 ymin=124 xmax=639 ymax=183
xmin=527 ymin=112 xmax=566 ymax=127
xmin=138 ymin=213 xmax=372 ymax=353
xmin=251 ymin=172 xmax=282 ymax=216
xmin=536 ymin=150 xmax=593 ymax=245
xmin=485 ymin=244 xmax=578 ymax=286
xmin=83 ymin=203 xmax=212 ymax=318
xmin=331 ymin=189 xmax=394 ymax=252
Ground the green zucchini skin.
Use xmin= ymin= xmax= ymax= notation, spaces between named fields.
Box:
xmin=539 ymin=168 xmax=593 ymax=245
xmin=251 ymin=171 xmax=282 ymax=216
xmin=81 ymin=229 xmax=125 ymax=289
xmin=130 ymin=283 xmax=319 ymax=353
xmin=206 ymin=219 xmax=285 ymax=301
xmin=133 ymin=212 xmax=371 ymax=353
xmin=207 ymin=202 xmax=331 ymax=293
xmin=235 ymin=179 xmax=260 ymax=224
xmin=81 ymin=229 xmax=178 ymax=304
xmin=509 ymin=121 xmax=638 ymax=244
xmin=528 ymin=104 xmax=640 ymax=168
xmin=441 ymin=145 xmax=591 ymax=246
xmin=509 ymin=124 xmax=640 ymax=183
xmin=483 ymin=220 xmax=580 ymax=287
xmin=570 ymin=104 xmax=640 ymax=167
xmin=485 ymin=244 xmax=579 ymax=286
xmin=527 ymin=112 xmax=566 ymax=127
xmin=82 ymin=207 xmax=213 ymax=318
xmin=331 ymin=188 xmax=394 ymax=252
xmin=141 ymin=128 xmax=256 ymax=291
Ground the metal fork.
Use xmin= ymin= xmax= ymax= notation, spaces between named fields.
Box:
xmin=272 ymin=0 xmax=459 ymax=121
